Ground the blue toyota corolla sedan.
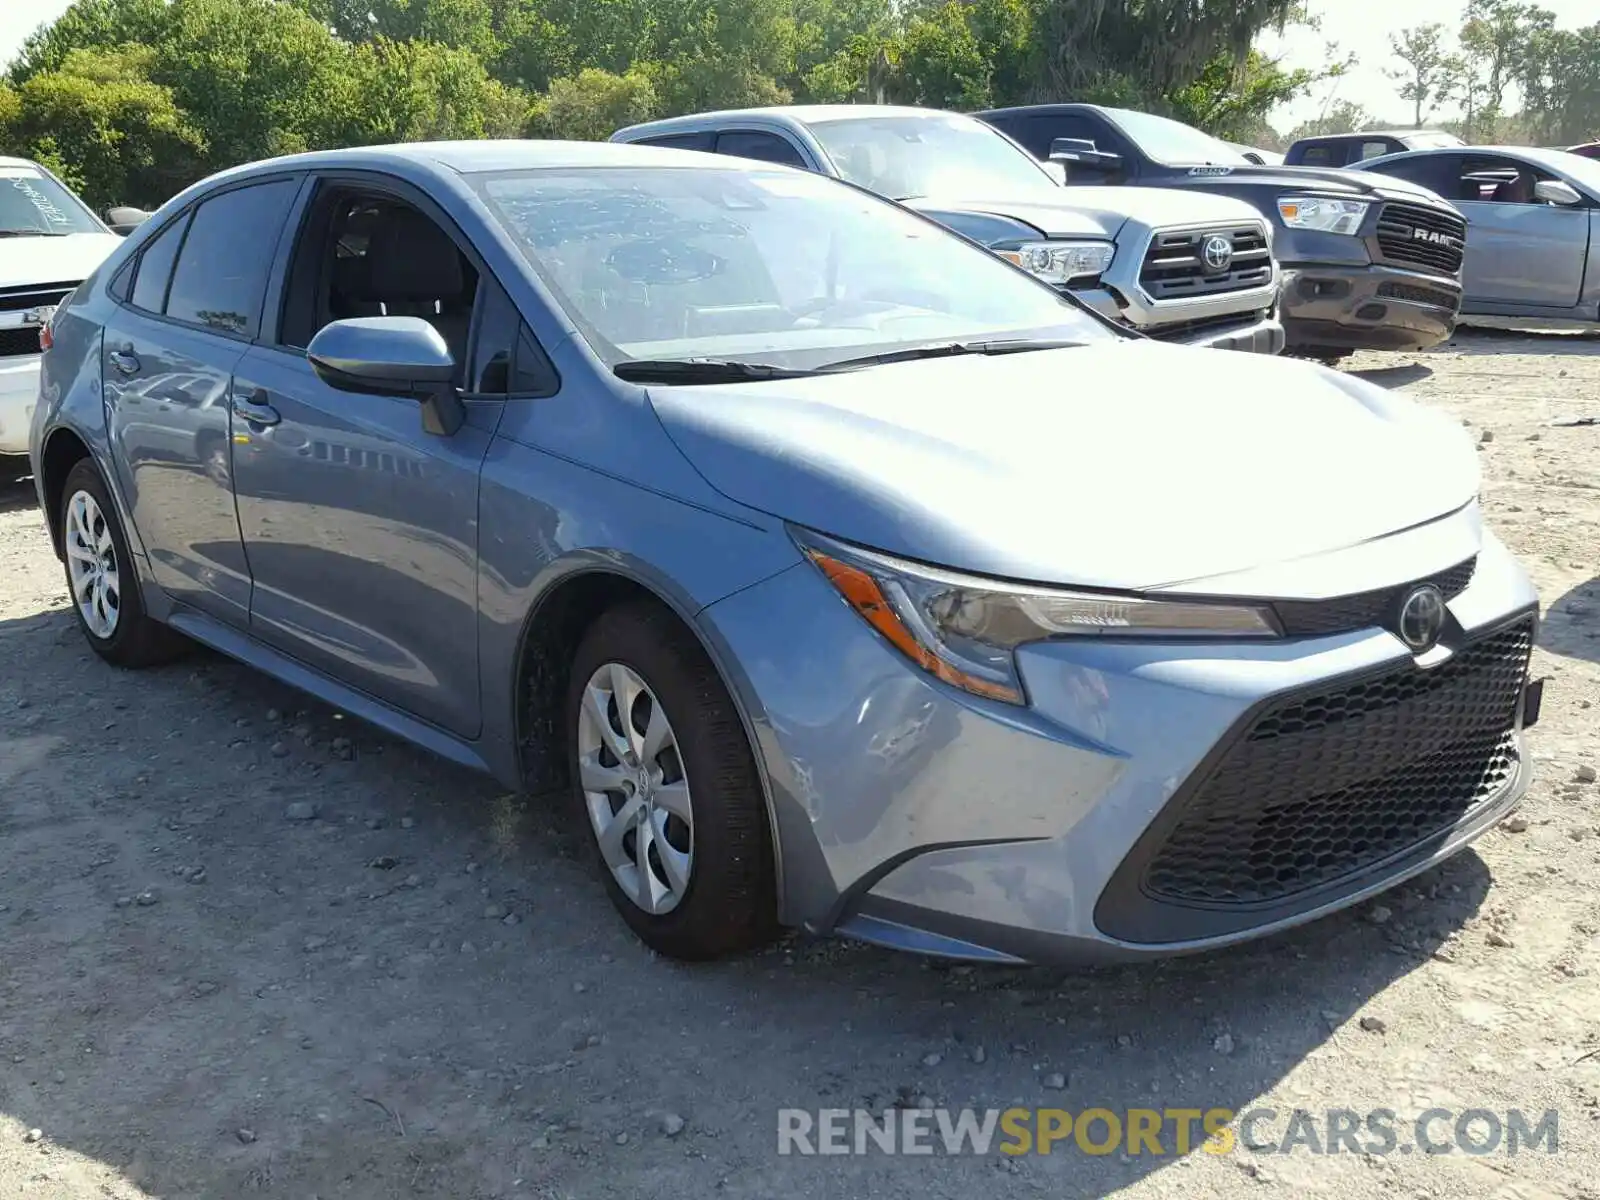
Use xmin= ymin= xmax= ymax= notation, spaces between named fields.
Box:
xmin=30 ymin=141 xmax=1541 ymax=965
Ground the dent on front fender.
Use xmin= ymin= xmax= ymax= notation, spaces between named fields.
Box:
xmin=472 ymin=433 xmax=804 ymax=785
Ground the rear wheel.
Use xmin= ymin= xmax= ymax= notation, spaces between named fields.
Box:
xmin=565 ymin=601 xmax=777 ymax=960
xmin=59 ymin=459 xmax=186 ymax=668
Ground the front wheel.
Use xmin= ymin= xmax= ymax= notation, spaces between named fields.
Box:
xmin=59 ymin=459 xmax=186 ymax=667
xmin=565 ymin=601 xmax=777 ymax=960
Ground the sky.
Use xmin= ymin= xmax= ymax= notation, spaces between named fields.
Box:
xmin=1263 ymin=0 xmax=1595 ymax=129
xmin=1 ymin=0 xmax=1597 ymax=133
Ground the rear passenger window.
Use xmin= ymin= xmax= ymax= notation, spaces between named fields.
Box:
xmin=129 ymin=214 xmax=189 ymax=314
xmin=715 ymin=131 xmax=808 ymax=168
xmin=164 ymin=179 xmax=298 ymax=337
xmin=637 ymin=133 xmax=714 ymax=152
xmin=1358 ymin=142 xmax=1393 ymax=162
xmin=1300 ymin=146 xmax=1335 ymax=167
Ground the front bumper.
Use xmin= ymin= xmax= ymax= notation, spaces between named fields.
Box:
xmin=698 ymin=526 xmax=1538 ymax=965
xmin=1281 ymin=263 xmax=1461 ymax=354
xmin=0 ymin=352 xmax=41 ymax=457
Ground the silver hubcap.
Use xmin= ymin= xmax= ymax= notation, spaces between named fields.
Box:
xmin=65 ymin=489 xmax=120 ymax=640
xmin=577 ymin=662 xmax=694 ymax=915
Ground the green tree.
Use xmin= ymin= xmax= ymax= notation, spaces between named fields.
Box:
xmin=1034 ymin=0 xmax=1301 ymax=103
xmin=0 ymin=45 xmax=204 ymax=209
xmin=525 ymin=65 xmax=656 ymax=139
xmin=1286 ymin=99 xmax=1371 ymax=141
xmin=643 ymin=0 xmax=796 ymax=114
xmin=337 ymin=37 xmax=525 ymax=145
xmin=5 ymin=0 xmax=171 ymax=84
xmin=1387 ymin=23 xmax=1454 ymax=127
xmin=791 ymin=0 xmax=893 ymax=93
xmin=1168 ymin=48 xmax=1319 ymax=140
xmin=1516 ymin=21 xmax=1600 ymax=144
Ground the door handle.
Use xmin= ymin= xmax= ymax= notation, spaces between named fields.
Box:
xmin=232 ymin=389 xmax=281 ymax=428
xmin=108 ymin=348 xmax=140 ymax=375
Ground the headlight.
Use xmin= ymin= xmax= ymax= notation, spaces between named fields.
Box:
xmin=796 ymin=530 xmax=1282 ymax=706
xmin=996 ymin=240 xmax=1115 ymax=285
xmin=1276 ymin=196 xmax=1370 ymax=235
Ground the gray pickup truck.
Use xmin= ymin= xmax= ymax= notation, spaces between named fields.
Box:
xmin=611 ymin=106 xmax=1285 ymax=353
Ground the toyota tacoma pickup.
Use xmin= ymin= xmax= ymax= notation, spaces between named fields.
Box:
xmin=976 ymin=104 xmax=1469 ymax=362
xmin=612 ymin=106 xmax=1285 ymax=353
xmin=2 ymin=156 xmax=130 ymax=483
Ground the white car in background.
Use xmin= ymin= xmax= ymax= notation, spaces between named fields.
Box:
xmin=2 ymin=158 xmax=128 ymax=483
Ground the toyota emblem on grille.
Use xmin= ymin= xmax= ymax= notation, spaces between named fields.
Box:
xmin=1396 ymin=584 xmax=1447 ymax=651
xmin=1201 ymin=234 xmax=1234 ymax=273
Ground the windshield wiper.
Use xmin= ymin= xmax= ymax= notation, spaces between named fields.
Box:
xmin=0 ymin=228 xmax=69 ymax=237
xmin=613 ymin=358 xmax=819 ymax=384
xmin=816 ymin=337 xmax=1084 ymax=373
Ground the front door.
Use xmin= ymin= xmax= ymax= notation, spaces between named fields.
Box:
xmin=1453 ymin=155 xmax=1589 ymax=307
xmin=228 ymin=181 xmax=504 ymax=737
xmin=103 ymin=177 xmax=301 ymax=625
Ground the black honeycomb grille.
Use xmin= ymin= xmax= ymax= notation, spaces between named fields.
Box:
xmin=0 ymin=326 xmax=42 ymax=358
xmin=1272 ymin=558 xmax=1475 ymax=638
xmin=1142 ymin=619 xmax=1532 ymax=906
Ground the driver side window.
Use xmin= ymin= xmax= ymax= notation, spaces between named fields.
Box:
xmin=278 ymin=185 xmax=480 ymax=385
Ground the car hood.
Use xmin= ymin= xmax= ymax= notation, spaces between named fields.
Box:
xmin=0 ymin=232 xmax=122 ymax=290
xmin=906 ymin=186 xmax=1259 ymax=241
xmin=648 ymin=342 xmax=1479 ymax=592
xmin=1178 ymin=163 xmax=1456 ymax=208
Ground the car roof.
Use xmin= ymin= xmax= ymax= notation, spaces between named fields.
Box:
xmin=1291 ymin=131 xmax=1434 ymax=143
xmin=0 ymin=155 xmax=43 ymax=169
xmin=203 ymin=138 xmax=749 ymax=185
xmin=204 ymin=138 xmax=817 ymax=204
xmin=616 ymin=104 xmax=961 ymax=137
xmin=1363 ymin=144 xmax=1578 ymax=169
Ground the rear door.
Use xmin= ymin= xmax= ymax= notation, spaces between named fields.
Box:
xmin=103 ymin=175 xmax=302 ymax=626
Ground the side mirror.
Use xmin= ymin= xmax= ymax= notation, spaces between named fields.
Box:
xmin=104 ymin=206 xmax=150 ymax=236
xmin=1534 ymin=178 xmax=1583 ymax=207
xmin=1048 ymin=137 xmax=1123 ymax=175
xmin=306 ymin=316 xmax=465 ymax=436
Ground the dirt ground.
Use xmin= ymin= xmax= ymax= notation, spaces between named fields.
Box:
xmin=1 ymin=329 xmax=1598 ymax=1200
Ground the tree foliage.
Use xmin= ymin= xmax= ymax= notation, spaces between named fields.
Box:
xmin=1 ymin=0 xmax=1336 ymax=210
xmin=1380 ymin=1 xmax=1600 ymax=144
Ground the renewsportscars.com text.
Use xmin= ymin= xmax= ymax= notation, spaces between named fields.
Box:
xmin=777 ymin=1106 xmax=1560 ymax=1157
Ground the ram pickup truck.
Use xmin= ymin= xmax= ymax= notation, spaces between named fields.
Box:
xmin=976 ymin=104 xmax=1469 ymax=362
xmin=2 ymin=157 xmax=129 ymax=482
xmin=612 ymin=106 xmax=1285 ymax=353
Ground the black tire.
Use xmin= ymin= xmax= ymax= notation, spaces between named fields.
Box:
xmin=564 ymin=600 xmax=777 ymax=960
xmin=58 ymin=458 xmax=187 ymax=668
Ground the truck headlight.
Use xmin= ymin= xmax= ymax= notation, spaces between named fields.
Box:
xmin=796 ymin=529 xmax=1282 ymax=706
xmin=1277 ymin=196 xmax=1370 ymax=235
xmin=996 ymin=240 xmax=1115 ymax=285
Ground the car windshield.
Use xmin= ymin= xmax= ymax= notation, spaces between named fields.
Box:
xmin=1105 ymin=109 xmax=1249 ymax=167
xmin=472 ymin=165 xmax=1113 ymax=371
xmin=0 ymin=164 xmax=102 ymax=235
xmin=806 ymin=113 xmax=1059 ymax=201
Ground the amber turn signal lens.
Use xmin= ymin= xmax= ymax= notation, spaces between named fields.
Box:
xmin=804 ymin=549 xmax=1023 ymax=705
